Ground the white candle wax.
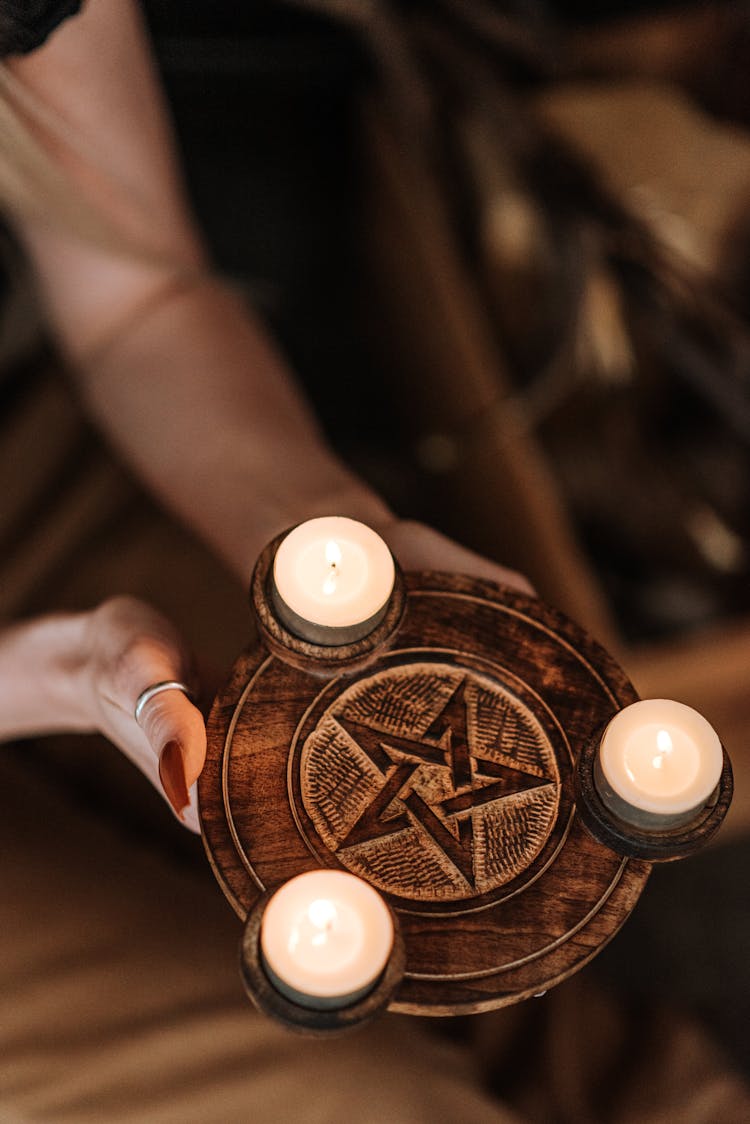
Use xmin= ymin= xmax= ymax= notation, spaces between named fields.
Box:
xmin=598 ymin=699 xmax=723 ymax=820
xmin=272 ymin=517 xmax=395 ymax=643
xmin=260 ymin=870 xmax=394 ymax=1009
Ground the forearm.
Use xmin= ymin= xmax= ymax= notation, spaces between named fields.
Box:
xmin=8 ymin=0 xmax=392 ymax=578
xmin=0 ymin=614 xmax=92 ymax=740
xmin=73 ymin=276 xmax=393 ymax=580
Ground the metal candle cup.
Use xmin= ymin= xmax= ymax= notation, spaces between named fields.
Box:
xmin=259 ymin=870 xmax=395 ymax=1011
xmin=594 ymin=699 xmax=723 ymax=830
xmin=271 ymin=517 xmax=396 ymax=646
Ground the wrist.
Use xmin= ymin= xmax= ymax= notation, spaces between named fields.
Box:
xmin=227 ymin=471 xmax=396 ymax=585
xmin=0 ymin=612 xmax=95 ymax=740
xmin=286 ymin=487 xmax=395 ymax=546
xmin=267 ymin=501 xmax=395 ymax=574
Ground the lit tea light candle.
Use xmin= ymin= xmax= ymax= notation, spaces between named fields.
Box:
xmin=260 ymin=870 xmax=394 ymax=1010
xmin=595 ymin=699 xmax=723 ymax=829
xmin=272 ymin=517 xmax=396 ymax=644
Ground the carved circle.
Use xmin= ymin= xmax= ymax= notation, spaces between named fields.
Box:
xmin=290 ymin=655 xmax=573 ymax=911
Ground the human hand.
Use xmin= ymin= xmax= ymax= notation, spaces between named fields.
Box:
xmin=80 ymin=597 xmax=205 ymax=832
xmin=0 ymin=598 xmax=205 ymax=829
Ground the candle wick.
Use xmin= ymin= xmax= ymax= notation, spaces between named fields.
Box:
xmin=322 ymin=540 xmax=343 ymax=597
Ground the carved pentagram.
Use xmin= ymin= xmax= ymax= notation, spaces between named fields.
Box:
xmin=292 ymin=658 xmax=572 ymax=911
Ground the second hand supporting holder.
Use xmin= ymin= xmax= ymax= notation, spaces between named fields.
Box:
xmin=199 ymin=529 xmax=733 ymax=1032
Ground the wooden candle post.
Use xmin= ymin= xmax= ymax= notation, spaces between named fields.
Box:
xmin=199 ymin=524 xmax=733 ymax=1033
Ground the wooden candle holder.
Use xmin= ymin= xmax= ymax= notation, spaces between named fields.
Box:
xmin=199 ymin=537 xmax=732 ymax=1029
xmin=239 ymin=891 xmax=406 ymax=1036
xmin=575 ymin=728 xmax=733 ymax=861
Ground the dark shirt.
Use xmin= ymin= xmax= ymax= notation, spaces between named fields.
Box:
xmin=0 ymin=0 xmax=718 ymax=60
xmin=0 ymin=1 xmax=81 ymax=56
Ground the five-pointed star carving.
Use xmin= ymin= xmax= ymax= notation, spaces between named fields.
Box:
xmin=334 ymin=678 xmax=554 ymax=888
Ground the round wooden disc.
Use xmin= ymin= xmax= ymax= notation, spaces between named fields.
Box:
xmin=200 ymin=572 xmax=650 ymax=1016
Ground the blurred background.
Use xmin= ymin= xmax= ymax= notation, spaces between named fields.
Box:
xmin=2 ymin=0 xmax=748 ymax=1108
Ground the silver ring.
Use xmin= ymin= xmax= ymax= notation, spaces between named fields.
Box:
xmin=134 ymin=680 xmax=191 ymax=726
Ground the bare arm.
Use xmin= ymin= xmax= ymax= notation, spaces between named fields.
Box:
xmin=8 ymin=0 xmax=392 ymax=579
xmin=9 ymin=0 xmax=530 ymax=589
xmin=1 ymin=2 xmax=529 ymax=828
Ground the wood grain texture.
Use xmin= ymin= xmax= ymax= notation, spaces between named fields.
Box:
xmin=200 ymin=572 xmax=651 ymax=1016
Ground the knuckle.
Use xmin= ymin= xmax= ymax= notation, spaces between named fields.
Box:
xmin=88 ymin=596 xmax=189 ymax=708
xmin=112 ymin=635 xmax=174 ymax=698
xmin=95 ymin=594 xmax=146 ymax=627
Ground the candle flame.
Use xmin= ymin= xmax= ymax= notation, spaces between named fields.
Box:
xmin=322 ymin=540 xmax=342 ymax=596
xmin=325 ymin=540 xmax=342 ymax=566
xmin=652 ymin=728 xmax=673 ymax=770
xmin=308 ymin=898 xmax=337 ymax=931
xmin=656 ymin=729 xmax=673 ymax=753
xmin=308 ymin=899 xmax=337 ymax=947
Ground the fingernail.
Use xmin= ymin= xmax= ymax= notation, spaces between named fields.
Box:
xmin=159 ymin=739 xmax=190 ymax=820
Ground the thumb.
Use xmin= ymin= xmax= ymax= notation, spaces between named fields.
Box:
xmin=136 ymin=686 xmax=206 ymax=828
xmin=86 ymin=597 xmax=208 ymax=831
